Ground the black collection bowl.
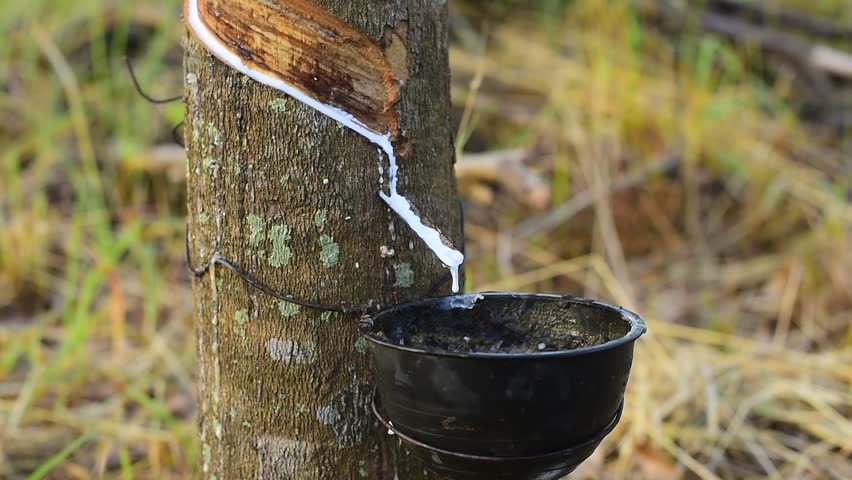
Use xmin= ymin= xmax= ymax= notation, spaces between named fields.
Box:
xmin=372 ymin=392 xmax=624 ymax=480
xmin=362 ymin=293 xmax=646 ymax=460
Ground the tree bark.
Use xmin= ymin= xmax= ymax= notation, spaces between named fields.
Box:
xmin=184 ymin=1 xmax=459 ymax=478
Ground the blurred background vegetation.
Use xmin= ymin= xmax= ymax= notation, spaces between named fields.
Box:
xmin=1 ymin=0 xmax=850 ymax=478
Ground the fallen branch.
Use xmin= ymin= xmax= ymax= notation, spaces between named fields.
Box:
xmin=456 ymin=148 xmax=551 ymax=209
xmin=118 ymin=144 xmax=553 ymax=211
xmin=504 ymin=154 xmax=680 ymax=243
xmin=494 ymin=154 xmax=680 ymax=275
xmin=709 ymin=0 xmax=852 ymax=39
xmin=643 ymin=0 xmax=852 ymax=80
xmin=117 ymin=143 xmax=186 ymax=182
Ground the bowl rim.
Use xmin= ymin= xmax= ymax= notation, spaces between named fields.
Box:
xmin=362 ymin=292 xmax=647 ymax=359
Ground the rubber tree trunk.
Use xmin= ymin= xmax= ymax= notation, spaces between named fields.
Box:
xmin=184 ymin=1 xmax=459 ymax=478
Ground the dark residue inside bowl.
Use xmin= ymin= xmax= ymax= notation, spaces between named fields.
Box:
xmin=372 ymin=295 xmax=631 ymax=354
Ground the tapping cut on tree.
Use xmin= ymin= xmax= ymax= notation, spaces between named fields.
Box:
xmin=186 ymin=0 xmax=464 ymax=290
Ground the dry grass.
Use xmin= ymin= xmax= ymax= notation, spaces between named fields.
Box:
xmin=1 ymin=0 xmax=850 ymax=479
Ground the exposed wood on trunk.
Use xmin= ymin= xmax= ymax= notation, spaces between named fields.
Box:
xmin=184 ymin=1 xmax=459 ymax=478
xmin=187 ymin=0 xmax=400 ymax=136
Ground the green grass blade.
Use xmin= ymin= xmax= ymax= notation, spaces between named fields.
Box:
xmin=26 ymin=428 xmax=97 ymax=480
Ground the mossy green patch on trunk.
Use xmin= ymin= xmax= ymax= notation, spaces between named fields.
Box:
xmin=247 ymin=214 xmax=265 ymax=247
xmin=268 ymin=224 xmax=292 ymax=267
xmin=354 ymin=337 xmax=369 ymax=355
xmin=319 ymin=234 xmax=339 ymax=268
xmin=269 ymin=97 xmax=289 ymax=112
xmin=392 ymin=262 xmax=415 ymax=288
xmin=277 ymin=301 xmax=300 ymax=318
xmin=314 ymin=209 xmax=327 ymax=230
